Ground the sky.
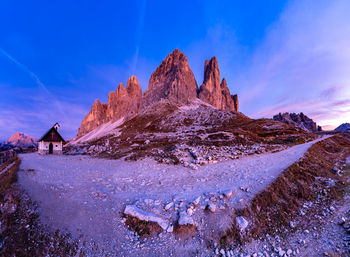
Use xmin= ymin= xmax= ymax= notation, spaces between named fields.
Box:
xmin=1 ymin=0 xmax=350 ymax=141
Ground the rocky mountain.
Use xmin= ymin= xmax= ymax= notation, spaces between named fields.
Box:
xmin=334 ymin=123 xmax=350 ymax=131
xmin=0 ymin=132 xmax=37 ymax=150
xmin=76 ymin=49 xmax=239 ymax=138
xmin=68 ymin=49 xmax=318 ymax=163
xmin=273 ymin=112 xmax=322 ymax=132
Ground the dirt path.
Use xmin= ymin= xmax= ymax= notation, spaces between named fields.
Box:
xmin=17 ymin=136 xmax=329 ymax=256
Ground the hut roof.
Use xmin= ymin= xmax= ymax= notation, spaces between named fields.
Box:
xmin=39 ymin=125 xmax=65 ymax=142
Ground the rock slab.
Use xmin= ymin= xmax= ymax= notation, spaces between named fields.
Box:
xmin=124 ymin=205 xmax=169 ymax=230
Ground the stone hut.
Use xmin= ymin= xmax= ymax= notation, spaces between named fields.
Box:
xmin=38 ymin=123 xmax=65 ymax=155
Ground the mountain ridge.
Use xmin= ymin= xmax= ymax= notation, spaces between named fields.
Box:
xmin=334 ymin=123 xmax=350 ymax=131
xmin=273 ymin=112 xmax=322 ymax=132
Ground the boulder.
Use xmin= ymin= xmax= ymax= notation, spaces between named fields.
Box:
xmin=123 ymin=205 xmax=169 ymax=230
xmin=236 ymin=216 xmax=249 ymax=231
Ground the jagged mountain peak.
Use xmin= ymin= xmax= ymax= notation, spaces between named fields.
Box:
xmin=273 ymin=112 xmax=322 ymax=132
xmin=126 ymin=76 xmax=142 ymax=98
xmin=198 ymin=56 xmax=238 ymax=111
xmin=141 ymin=49 xmax=198 ymax=110
xmin=76 ymin=49 xmax=239 ymax=138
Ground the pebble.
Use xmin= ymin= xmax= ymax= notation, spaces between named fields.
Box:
xmin=236 ymin=216 xmax=249 ymax=231
xmin=278 ymin=249 xmax=285 ymax=257
xmin=223 ymin=189 xmax=234 ymax=198
xmin=186 ymin=207 xmax=194 ymax=216
xmin=178 ymin=211 xmax=195 ymax=226
xmin=166 ymin=225 xmax=173 ymax=233
xmin=208 ymin=202 xmax=217 ymax=213
xmin=192 ymin=196 xmax=201 ymax=206
xmin=165 ymin=202 xmax=174 ymax=211
xmin=289 ymin=221 xmax=295 ymax=228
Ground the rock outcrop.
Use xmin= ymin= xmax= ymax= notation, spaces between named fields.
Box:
xmin=198 ymin=57 xmax=238 ymax=112
xmin=77 ymin=49 xmax=239 ymax=138
xmin=273 ymin=112 xmax=321 ymax=132
xmin=141 ymin=49 xmax=198 ymax=110
xmin=123 ymin=205 xmax=169 ymax=230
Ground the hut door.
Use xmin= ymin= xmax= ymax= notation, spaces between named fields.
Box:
xmin=49 ymin=143 xmax=53 ymax=154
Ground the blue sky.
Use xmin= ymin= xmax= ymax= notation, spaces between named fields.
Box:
xmin=1 ymin=0 xmax=350 ymax=141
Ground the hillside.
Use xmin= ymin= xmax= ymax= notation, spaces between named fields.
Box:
xmin=66 ymin=99 xmax=316 ymax=166
xmin=335 ymin=123 xmax=350 ymax=131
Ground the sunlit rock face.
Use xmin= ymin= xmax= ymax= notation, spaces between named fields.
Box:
xmin=198 ymin=57 xmax=238 ymax=112
xmin=77 ymin=49 xmax=239 ymax=138
xmin=7 ymin=132 xmax=37 ymax=148
xmin=77 ymin=76 xmax=142 ymax=138
xmin=125 ymin=76 xmax=142 ymax=119
xmin=141 ymin=49 xmax=198 ymax=110
xmin=77 ymin=99 xmax=107 ymax=137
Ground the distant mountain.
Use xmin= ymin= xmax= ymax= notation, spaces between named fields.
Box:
xmin=273 ymin=112 xmax=322 ymax=132
xmin=334 ymin=123 xmax=350 ymax=131
xmin=0 ymin=132 xmax=38 ymax=151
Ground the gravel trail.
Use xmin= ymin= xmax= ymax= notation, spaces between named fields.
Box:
xmin=17 ymin=136 xmax=329 ymax=256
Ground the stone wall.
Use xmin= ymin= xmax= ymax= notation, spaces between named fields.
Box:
xmin=0 ymin=150 xmax=20 ymax=193
xmin=0 ymin=150 xmax=17 ymax=166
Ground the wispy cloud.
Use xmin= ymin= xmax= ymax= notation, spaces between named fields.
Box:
xmin=0 ymin=48 xmax=88 ymax=140
xmin=0 ymin=47 xmax=68 ymax=119
xmin=176 ymin=2 xmax=350 ymax=129
xmin=234 ymin=0 xmax=350 ymax=125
